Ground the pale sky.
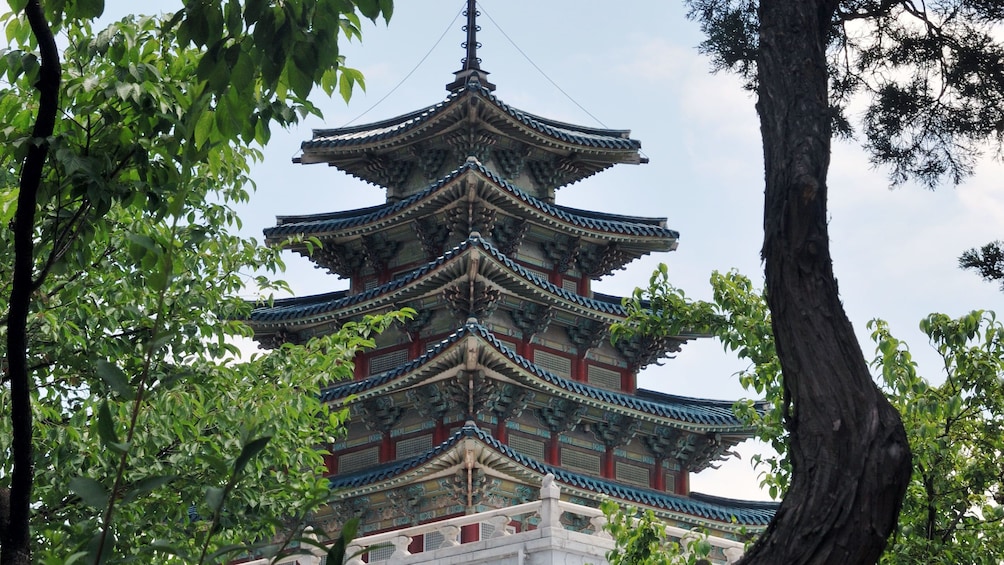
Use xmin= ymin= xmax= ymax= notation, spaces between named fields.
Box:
xmin=96 ymin=0 xmax=1004 ymax=501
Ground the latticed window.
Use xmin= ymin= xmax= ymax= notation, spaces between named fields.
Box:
xmin=508 ymin=434 xmax=546 ymax=460
xmin=533 ymin=350 xmax=571 ymax=378
xmin=665 ymin=472 xmax=677 ymax=493
xmin=396 ymin=434 xmax=433 ymax=459
xmin=338 ymin=446 xmax=378 ymax=474
xmin=616 ymin=461 xmax=651 ymax=487
xmin=587 ymin=364 xmax=622 ymax=390
xmin=367 ymin=544 xmax=394 ymax=562
xmin=480 ymin=521 xmax=515 ymax=539
xmin=369 ymin=348 xmax=409 ymax=375
xmin=561 ymin=278 xmax=578 ymax=294
xmin=561 ymin=448 xmax=601 ymax=475
xmin=424 ymin=530 xmax=444 ymax=551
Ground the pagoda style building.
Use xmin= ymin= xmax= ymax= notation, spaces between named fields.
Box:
xmin=247 ymin=1 xmax=773 ymax=560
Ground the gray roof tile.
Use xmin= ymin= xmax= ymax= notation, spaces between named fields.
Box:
xmin=265 ymin=161 xmax=678 ymax=241
xmin=328 ymin=422 xmax=776 ymax=526
xmin=317 ymin=321 xmax=759 ymax=429
xmin=304 ymin=82 xmax=641 ymax=152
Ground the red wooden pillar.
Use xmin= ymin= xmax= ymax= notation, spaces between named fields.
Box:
xmin=495 ymin=419 xmax=508 ymax=443
xmin=379 ymin=431 xmax=395 ymax=462
xmin=676 ymin=468 xmax=689 ymax=495
xmin=521 ymin=341 xmax=535 ymax=362
xmin=574 ymin=356 xmax=588 ymax=382
xmin=409 ymin=337 xmax=424 ymax=358
xmin=354 ymin=350 xmax=368 ymax=380
xmin=621 ymin=369 xmax=634 ymax=393
xmin=603 ymin=447 xmax=615 ymax=479
xmin=650 ymin=459 xmax=666 ymax=491
xmin=433 ymin=419 xmax=448 ymax=444
xmin=547 ymin=434 xmax=560 ymax=465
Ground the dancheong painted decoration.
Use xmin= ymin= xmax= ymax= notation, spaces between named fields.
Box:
xmin=245 ymin=0 xmax=776 ymax=558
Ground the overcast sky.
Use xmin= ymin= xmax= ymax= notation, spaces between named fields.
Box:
xmin=98 ymin=0 xmax=1004 ymax=501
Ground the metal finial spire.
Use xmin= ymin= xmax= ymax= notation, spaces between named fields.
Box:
xmin=446 ymin=0 xmax=496 ymax=92
xmin=462 ymin=0 xmax=481 ymax=71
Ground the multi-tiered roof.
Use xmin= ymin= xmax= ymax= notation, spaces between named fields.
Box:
xmin=248 ymin=0 xmax=771 ymax=546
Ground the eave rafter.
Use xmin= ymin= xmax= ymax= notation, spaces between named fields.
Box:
xmin=324 ymin=327 xmax=750 ymax=435
xmin=250 ymin=239 xmax=642 ymax=335
xmin=270 ymin=165 xmax=674 ymax=278
xmin=325 ymin=427 xmax=770 ymax=532
xmin=297 ymin=86 xmax=643 ymax=190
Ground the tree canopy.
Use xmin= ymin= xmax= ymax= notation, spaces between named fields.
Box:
xmin=688 ymin=0 xmax=1004 ymax=189
xmin=616 ymin=269 xmax=1004 ymax=564
xmin=664 ymin=1 xmax=1004 ymax=561
xmin=960 ymin=240 xmax=1004 ymax=293
xmin=0 ymin=1 xmax=396 ymax=563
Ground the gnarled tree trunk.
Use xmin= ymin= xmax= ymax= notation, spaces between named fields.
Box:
xmin=740 ymin=1 xmax=912 ymax=563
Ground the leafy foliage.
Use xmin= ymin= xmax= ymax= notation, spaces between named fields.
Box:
xmin=1 ymin=1 xmax=395 ymax=562
xmin=685 ymin=0 xmax=1004 ymax=187
xmin=616 ymin=266 xmax=1004 ymax=563
xmin=960 ymin=240 xmax=1004 ymax=292
xmin=613 ymin=269 xmax=789 ymax=499
xmin=601 ymin=500 xmax=714 ymax=565
xmin=872 ymin=312 xmax=1004 ymax=564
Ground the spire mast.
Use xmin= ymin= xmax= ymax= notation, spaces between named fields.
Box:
xmin=446 ymin=0 xmax=496 ymax=92
xmin=463 ymin=0 xmax=481 ymax=71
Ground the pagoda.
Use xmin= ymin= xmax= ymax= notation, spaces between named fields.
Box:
xmin=247 ymin=0 xmax=773 ymax=557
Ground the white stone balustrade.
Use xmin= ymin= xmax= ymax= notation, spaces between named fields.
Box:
xmin=239 ymin=474 xmax=747 ymax=565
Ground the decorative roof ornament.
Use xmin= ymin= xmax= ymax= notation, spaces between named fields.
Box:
xmin=446 ymin=0 xmax=496 ymax=92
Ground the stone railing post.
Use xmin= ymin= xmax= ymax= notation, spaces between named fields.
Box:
xmin=302 ymin=527 xmax=324 ymax=564
xmin=538 ymin=473 xmax=562 ymax=533
xmin=590 ymin=514 xmax=611 ymax=539
xmin=724 ymin=546 xmax=745 ymax=564
xmin=389 ymin=534 xmax=412 ymax=560
xmin=437 ymin=523 xmax=462 ymax=548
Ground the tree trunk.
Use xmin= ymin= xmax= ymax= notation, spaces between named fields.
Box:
xmin=2 ymin=2 xmax=59 ymax=564
xmin=739 ymin=1 xmax=912 ymax=563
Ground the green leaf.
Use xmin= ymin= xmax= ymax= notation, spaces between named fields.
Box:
xmin=96 ymin=360 xmax=135 ymax=400
xmin=327 ymin=517 xmax=360 ymax=562
xmin=233 ymin=435 xmax=272 ymax=476
xmin=69 ymin=476 xmax=109 ymax=509
xmin=200 ymin=453 xmax=229 ymax=476
xmin=378 ymin=0 xmax=393 ymax=24
xmin=7 ymin=0 xmax=29 ymax=13
xmin=205 ymin=486 xmax=225 ymax=513
xmin=355 ymin=0 xmax=379 ymax=21
xmin=74 ymin=0 xmax=104 ymax=19
xmin=0 ymin=187 xmax=17 ymax=225
xmin=96 ymin=400 xmax=119 ymax=446
xmin=122 ymin=475 xmax=176 ymax=504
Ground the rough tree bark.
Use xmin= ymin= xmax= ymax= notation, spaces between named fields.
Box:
xmin=739 ymin=1 xmax=912 ymax=563
xmin=2 ymin=2 xmax=59 ymax=564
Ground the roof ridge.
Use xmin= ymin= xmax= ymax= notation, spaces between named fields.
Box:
xmin=318 ymin=321 xmax=751 ymax=429
xmin=265 ymin=162 xmax=677 ymax=241
xmin=250 ymin=234 xmax=633 ymax=324
xmin=329 ymin=421 xmax=776 ymax=526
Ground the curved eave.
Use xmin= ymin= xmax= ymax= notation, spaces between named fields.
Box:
xmin=319 ymin=323 xmax=747 ymax=432
xmin=247 ymin=235 xmax=640 ymax=330
xmin=328 ymin=424 xmax=775 ymax=530
xmin=264 ymin=161 xmax=677 ymax=251
xmin=302 ymin=82 xmax=641 ymax=156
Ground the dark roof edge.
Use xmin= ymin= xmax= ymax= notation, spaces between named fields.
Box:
xmin=329 ymin=423 xmax=776 ymax=526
